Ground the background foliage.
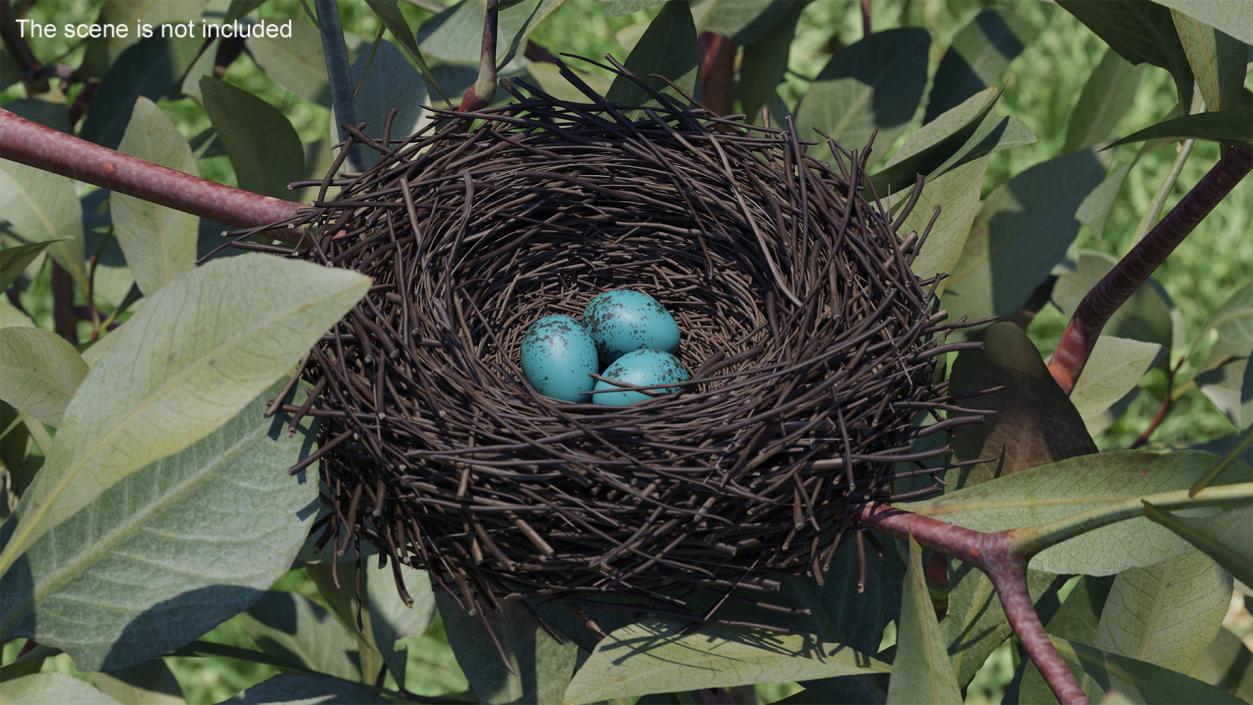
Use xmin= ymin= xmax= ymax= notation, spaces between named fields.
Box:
xmin=0 ymin=1 xmax=1250 ymax=704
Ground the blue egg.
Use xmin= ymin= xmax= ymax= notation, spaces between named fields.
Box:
xmin=592 ymin=349 xmax=690 ymax=406
xmin=520 ymin=315 xmax=598 ymax=402
xmin=583 ymin=289 xmax=681 ymax=364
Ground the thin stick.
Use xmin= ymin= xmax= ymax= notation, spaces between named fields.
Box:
xmin=698 ymin=32 xmax=734 ymax=116
xmin=315 ymin=0 xmax=364 ymax=171
xmin=461 ymin=0 xmax=499 ymax=111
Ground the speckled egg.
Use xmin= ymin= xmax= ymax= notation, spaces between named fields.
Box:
xmin=520 ymin=315 xmax=598 ymax=402
xmin=592 ymin=349 xmax=690 ymax=406
xmin=583 ymin=289 xmax=681 ymax=364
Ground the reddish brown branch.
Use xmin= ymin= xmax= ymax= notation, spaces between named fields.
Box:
xmin=1131 ymin=358 xmax=1181 ymax=448
xmin=50 ymin=263 xmax=77 ymax=344
xmin=0 ymin=110 xmax=301 ymax=241
xmin=698 ymin=32 xmax=735 ymax=116
xmin=861 ymin=504 xmax=1088 ymax=705
xmin=860 ymin=0 xmax=873 ymax=37
xmin=1049 ymin=145 xmax=1251 ymax=393
xmin=460 ymin=0 xmax=499 ymax=112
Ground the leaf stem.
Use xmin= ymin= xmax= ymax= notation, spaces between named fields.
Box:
xmin=460 ymin=0 xmax=499 ymax=111
xmin=314 ymin=0 xmax=364 ymax=171
xmin=0 ymin=110 xmax=302 ymax=243
xmin=1048 ymin=144 xmax=1252 ymax=393
xmin=697 ymin=32 xmax=734 ymax=116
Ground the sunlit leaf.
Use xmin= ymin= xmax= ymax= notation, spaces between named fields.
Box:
xmin=874 ymin=87 xmax=999 ymax=195
xmin=1064 ymin=49 xmax=1145 ymax=152
xmin=91 ymin=659 xmax=186 ymax=705
xmin=99 ymin=0 xmax=208 ymax=61
xmin=0 ymin=673 xmax=123 ymax=705
xmin=0 ymin=242 xmax=54 ymax=291
xmin=886 ymin=539 xmax=961 ymax=704
xmin=898 ymin=158 xmax=986 ymax=293
xmin=1143 ymin=501 xmax=1253 ymax=586
xmin=1054 ymin=637 xmax=1246 ymax=704
xmin=1109 ymin=104 xmax=1253 ymax=148
xmin=924 ymin=8 xmax=1036 ymax=123
xmin=241 ymin=590 xmax=364 ymax=682
xmin=1171 ymin=11 xmax=1246 ymax=112
xmin=248 ymin=18 xmax=331 ymax=106
xmin=1152 ymin=0 xmax=1253 ymax=46
xmin=417 ymin=0 xmax=564 ymax=67
xmin=1070 ymin=336 xmax=1162 ymax=433
xmin=0 ymin=327 xmax=87 ymax=427
xmin=0 ymin=161 xmax=87 ymax=288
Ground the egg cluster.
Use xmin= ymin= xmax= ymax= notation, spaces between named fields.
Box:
xmin=519 ymin=289 xmax=689 ymax=405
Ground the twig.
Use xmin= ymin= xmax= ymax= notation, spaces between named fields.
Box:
xmin=698 ymin=32 xmax=734 ymax=116
xmin=460 ymin=0 xmax=499 ymax=111
xmin=1048 ymin=144 xmax=1252 ymax=393
xmin=860 ymin=0 xmax=872 ymax=37
xmin=314 ymin=0 xmax=364 ymax=171
xmin=1132 ymin=139 xmax=1195 ymax=244
xmin=50 ymin=262 xmax=76 ymax=344
xmin=1130 ymin=357 xmax=1182 ymax=448
xmin=0 ymin=110 xmax=302 ymax=242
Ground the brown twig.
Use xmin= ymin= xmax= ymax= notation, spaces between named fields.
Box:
xmin=860 ymin=0 xmax=873 ymax=37
xmin=698 ymin=32 xmax=734 ymax=116
xmin=460 ymin=0 xmax=499 ymax=111
xmin=861 ymin=504 xmax=1088 ymax=705
xmin=1130 ymin=357 xmax=1183 ymax=448
xmin=1048 ymin=145 xmax=1252 ymax=393
xmin=50 ymin=262 xmax=77 ymax=344
xmin=0 ymin=109 xmax=302 ymax=242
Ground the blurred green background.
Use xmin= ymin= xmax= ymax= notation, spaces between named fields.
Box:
xmin=2 ymin=0 xmax=1250 ymax=703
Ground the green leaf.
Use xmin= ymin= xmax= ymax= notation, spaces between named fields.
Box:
xmin=81 ymin=37 xmax=205 ymax=150
xmin=5 ymin=98 xmax=71 ymax=134
xmin=1018 ymin=576 xmax=1115 ymax=703
xmin=0 ymin=327 xmax=88 ymax=427
xmin=248 ymin=19 xmax=331 ymax=106
xmin=903 ymin=450 xmax=1253 ymax=575
xmin=1144 ymin=501 xmax=1253 ymax=586
xmin=220 ymin=674 xmax=390 ymax=704
xmin=1053 ymin=250 xmax=1175 ymax=356
xmin=1058 ymin=0 xmax=1194 ymax=108
xmin=942 ymin=149 xmax=1106 ymax=321
xmin=1197 ymin=356 xmax=1250 ymax=428
xmin=875 ymin=86 xmax=1001 ymax=195
xmin=739 ymin=1 xmax=802 ymax=121
xmin=886 ymin=539 xmax=961 ymax=704
xmin=697 ymin=0 xmax=793 ymax=45
xmin=564 ymin=618 xmax=888 ymax=704
xmin=91 ymin=659 xmax=186 ymax=705
xmin=437 ymin=595 xmax=577 ymax=705
xmin=0 ymin=390 xmax=320 ymax=671
xmin=606 ymin=1 xmax=699 ymax=108
xmin=1199 ymin=281 xmax=1253 ymax=366
xmin=1152 ymin=0 xmax=1253 ymax=46
xmin=1064 ymin=49 xmax=1145 ymax=152
xmin=241 ymin=591 xmax=364 ymax=682
xmin=898 ymin=158 xmax=987 ymax=293
xmin=112 ymin=97 xmax=199 ymax=295
xmin=364 ymin=0 xmax=443 ymax=98
xmin=1109 ymin=104 xmax=1253 ymax=148
xmin=1096 ymin=552 xmax=1232 ymax=671
xmin=0 ymin=254 xmax=367 ymax=572
xmin=99 ymin=0 xmax=208 ymax=62
xmin=1172 ymin=11 xmax=1246 ymax=112
xmin=795 ymin=28 xmax=930 ymax=157
xmin=1070 ymin=336 xmax=1162 ymax=432
xmin=924 ymin=8 xmax=1036 ymax=123
xmin=0 ymin=242 xmax=55 ymax=290
xmin=602 ymin=0 xmax=666 ymax=17
xmin=344 ymin=40 xmax=427 ymax=157
xmin=225 ymin=0 xmax=267 ymax=23
xmin=0 ymin=673 xmax=123 ymax=705
xmin=782 ymin=539 xmax=904 ymax=657
xmin=948 ymin=322 xmax=1097 ymax=489
xmin=941 ymin=567 xmax=1054 ymax=686
xmin=1076 ymin=159 xmax=1135 ymax=236
xmin=1053 ymin=637 xmax=1247 ymax=704
xmin=417 ymin=0 xmax=564 ymax=67
xmin=200 ymin=77 xmax=306 ymax=200
xmin=1189 ymin=628 xmax=1253 ymax=702
xmin=0 ymin=160 xmax=87 ymax=288
xmin=0 ymin=299 xmax=34 ymax=329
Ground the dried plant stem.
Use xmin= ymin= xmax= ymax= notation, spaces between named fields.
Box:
xmin=314 ymin=0 xmax=364 ymax=171
xmin=860 ymin=0 xmax=873 ymax=36
xmin=0 ymin=110 xmax=302 ymax=243
xmin=698 ymin=32 xmax=734 ymax=116
xmin=1048 ymin=144 xmax=1251 ymax=393
xmin=461 ymin=0 xmax=499 ymax=111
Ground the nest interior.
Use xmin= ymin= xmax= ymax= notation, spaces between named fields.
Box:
xmin=261 ymin=60 xmax=973 ymax=622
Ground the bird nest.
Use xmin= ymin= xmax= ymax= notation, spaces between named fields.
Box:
xmin=253 ymin=60 xmax=974 ymax=624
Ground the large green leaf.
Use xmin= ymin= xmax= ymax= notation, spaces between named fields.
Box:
xmin=200 ymin=78 xmax=306 ymax=200
xmin=0 ymin=391 xmax=320 ymax=671
xmin=0 ymin=300 xmax=34 ymax=329
xmin=112 ymin=97 xmax=199 ymax=295
xmin=0 ymin=242 xmax=55 ymax=290
xmin=0 ymin=160 xmax=86 ymax=288
xmin=220 ymin=674 xmax=390 ymax=704
xmin=1189 ymin=628 xmax=1253 ymax=703
xmin=248 ymin=19 xmax=331 ymax=106
xmin=1063 ymin=49 xmax=1145 ymax=152
xmin=343 ymin=40 xmax=427 ymax=158
xmin=1144 ymin=501 xmax=1253 ymax=586
xmin=1054 ymin=638 xmax=1246 ymax=704
xmin=948 ymin=322 xmax=1097 ymax=489
xmin=606 ymin=1 xmax=699 ymax=108
xmin=1197 ymin=356 xmax=1250 ymax=428
xmin=1058 ymin=0 xmax=1194 ymax=107
xmin=99 ymin=0 xmax=208 ymax=61
xmin=1199 ymin=281 xmax=1253 ymax=366
xmin=696 ymin=0 xmax=793 ymax=45
xmin=564 ymin=618 xmax=888 ymax=704
xmin=1152 ymin=0 xmax=1253 ymax=45
xmin=886 ymin=539 xmax=961 ymax=704
xmin=874 ymin=87 xmax=1000 ymax=195
xmin=417 ymin=0 xmax=564 ymax=67
xmin=903 ymin=450 xmax=1253 ymax=575
xmin=1070 ymin=336 xmax=1162 ymax=432
xmin=0 ymin=673 xmax=123 ymax=705
xmin=942 ymin=149 xmax=1106 ymax=321
xmin=437 ymin=595 xmax=577 ymax=705
xmin=795 ymin=28 xmax=930 ymax=157
xmin=924 ymin=8 xmax=1036 ymax=123
xmin=0 ymin=327 xmax=88 ymax=427
xmin=0 ymin=254 xmax=367 ymax=572
xmin=1172 ymin=11 xmax=1246 ymax=112
xmin=81 ymin=37 xmax=205 ymax=150
xmin=739 ymin=1 xmax=802 ymax=121
xmin=1109 ymin=104 xmax=1253 ymax=148
xmin=899 ymin=158 xmax=987 ymax=292
xmin=91 ymin=659 xmax=186 ymax=705
xmin=1096 ymin=552 xmax=1232 ymax=672
xmin=241 ymin=590 xmax=364 ymax=682
xmin=364 ymin=0 xmax=442 ymax=97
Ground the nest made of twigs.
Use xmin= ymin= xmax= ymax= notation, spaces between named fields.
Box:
xmin=250 ymin=58 xmax=976 ymax=623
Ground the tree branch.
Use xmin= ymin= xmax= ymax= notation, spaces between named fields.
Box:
xmin=698 ymin=32 xmax=734 ymax=116
xmin=314 ymin=0 xmax=364 ymax=171
xmin=860 ymin=0 xmax=873 ymax=37
xmin=1048 ymin=144 xmax=1251 ymax=393
xmin=0 ymin=109 xmax=302 ymax=242
xmin=461 ymin=0 xmax=499 ymax=112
